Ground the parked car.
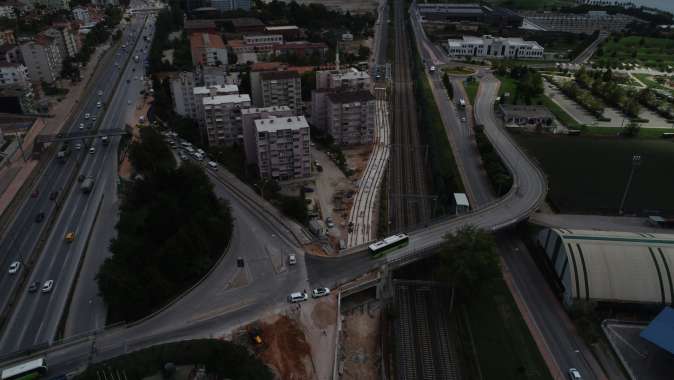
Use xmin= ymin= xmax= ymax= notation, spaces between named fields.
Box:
xmin=41 ymin=280 xmax=54 ymax=293
xmin=207 ymin=161 xmax=218 ymax=170
xmin=84 ymin=113 xmax=90 ymax=119
xmin=312 ymin=288 xmax=330 ymax=298
xmin=288 ymin=292 xmax=308 ymax=303
xmin=8 ymin=261 xmax=20 ymax=274
xmin=288 ymin=254 xmax=297 ymax=265
xmin=35 ymin=212 xmax=45 ymax=223
xmin=568 ymin=368 xmax=581 ymax=380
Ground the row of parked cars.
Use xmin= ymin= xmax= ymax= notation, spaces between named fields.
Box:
xmin=162 ymin=132 xmax=219 ymax=170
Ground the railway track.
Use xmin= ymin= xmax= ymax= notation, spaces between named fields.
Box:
xmin=388 ymin=0 xmax=430 ymax=233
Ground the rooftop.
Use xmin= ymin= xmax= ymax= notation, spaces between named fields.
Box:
xmin=241 ymin=105 xmax=292 ymax=115
xmin=327 ymin=90 xmax=375 ymax=104
xmin=265 ymin=25 xmax=299 ymax=31
xmin=260 ymin=70 xmax=300 ymax=80
xmin=641 ymin=307 xmax=674 ymax=355
xmin=202 ymin=93 xmax=251 ymax=106
xmin=229 ymin=17 xmax=265 ymax=28
xmin=255 ymin=115 xmax=309 ymax=133
xmin=190 ymin=32 xmax=226 ymax=50
xmin=193 ymin=84 xmax=238 ymax=95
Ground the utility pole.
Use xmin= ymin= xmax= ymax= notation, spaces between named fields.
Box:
xmin=619 ymin=154 xmax=641 ymax=215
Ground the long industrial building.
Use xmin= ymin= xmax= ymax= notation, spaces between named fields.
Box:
xmin=537 ymin=228 xmax=674 ymax=306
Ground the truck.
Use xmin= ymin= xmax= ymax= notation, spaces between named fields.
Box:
xmin=81 ymin=177 xmax=94 ymax=194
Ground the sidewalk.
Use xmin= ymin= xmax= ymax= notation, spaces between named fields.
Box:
xmin=0 ymin=41 xmax=113 ymax=221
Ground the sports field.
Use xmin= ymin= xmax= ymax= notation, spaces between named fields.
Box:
xmin=513 ymin=134 xmax=674 ymax=215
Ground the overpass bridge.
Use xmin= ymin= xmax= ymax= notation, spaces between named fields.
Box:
xmin=32 ymin=128 xmax=130 ymax=155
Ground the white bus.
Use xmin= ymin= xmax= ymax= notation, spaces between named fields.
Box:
xmin=1 ymin=358 xmax=47 ymax=380
xmin=368 ymin=234 xmax=409 ymax=258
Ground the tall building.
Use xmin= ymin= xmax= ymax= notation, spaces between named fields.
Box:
xmin=190 ymin=32 xmax=228 ymax=67
xmin=169 ymin=68 xmax=231 ymax=118
xmin=447 ymin=35 xmax=544 ymax=59
xmin=0 ymin=63 xmax=30 ymax=87
xmin=325 ymin=91 xmax=375 ymax=146
xmin=316 ymin=67 xmax=371 ymax=90
xmin=254 ymin=115 xmax=311 ymax=181
xmin=255 ymin=70 xmax=302 ymax=114
xmin=19 ymin=35 xmax=63 ymax=83
xmin=202 ymin=93 xmax=251 ymax=146
xmin=241 ymin=105 xmax=293 ymax=164
xmin=42 ymin=24 xmax=79 ymax=58
xmin=193 ymin=84 xmax=238 ymax=122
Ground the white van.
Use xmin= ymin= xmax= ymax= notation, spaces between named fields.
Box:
xmin=287 ymin=292 xmax=308 ymax=303
xmin=288 ymin=254 xmax=296 ymax=265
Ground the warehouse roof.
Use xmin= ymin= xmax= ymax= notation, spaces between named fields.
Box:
xmin=548 ymin=228 xmax=674 ymax=305
xmin=641 ymin=307 xmax=674 ymax=355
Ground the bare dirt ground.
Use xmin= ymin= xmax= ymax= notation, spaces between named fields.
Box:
xmin=341 ymin=304 xmax=382 ymax=379
xmin=259 ymin=315 xmax=315 ymax=380
xmin=343 ymin=146 xmax=372 ymax=181
xmin=118 ymin=96 xmax=151 ymax=179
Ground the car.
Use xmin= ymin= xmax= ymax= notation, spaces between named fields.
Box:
xmin=97 ymin=90 xmax=103 ymax=96
xmin=92 ymin=116 xmax=97 ymax=121
xmin=460 ymin=117 xmax=466 ymax=122
xmin=96 ymin=101 xmax=102 ymax=108
xmin=8 ymin=261 xmax=20 ymax=274
xmin=79 ymin=123 xmax=85 ymax=130
xmin=287 ymin=292 xmax=308 ymax=303
xmin=49 ymin=191 xmax=58 ymax=200
xmin=74 ymin=143 xmax=81 ymax=151
xmin=77 ymin=174 xmax=85 ymax=182
xmin=288 ymin=254 xmax=296 ymax=265
xmin=35 ymin=212 xmax=45 ymax=223
xmin=89 ymin=147 xmax=96 ymax=155
xmin=28 ymin=281 xmax=40 ymax=292
xmin=128 ymin=100 xmax=132 ymax=105
xmin=65 ymin=232 xmax=75 ymax=242
xmin=31 ymin=189 xmax=39 ymax=198
xmin=568 ymin=368 xmax=581 ymax=380
xmin=207 ymin=161 xmax=218 ymax=170
xmin=84 ymin=113 xmax=90 ymax=119
xmin=41 ymin=280 xmax=54 ymax=293
xmin=126 ymin=79 xmax=131 ymax=83
xmin=312 ymin=288 xmax=330 ymax=298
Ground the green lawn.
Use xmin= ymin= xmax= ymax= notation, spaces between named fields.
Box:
xmin=595 ymin=36 xmax=674 ymax=71
xmin=444 ymin=66 xmax=475 ymax=75
xmin=465 ymin=80 xmax=479 ymax=104
xmin=463 ymin=277 xmax=552 ymax=380
xmin=496 ymin=75 xmax=518 ymax=102
xmin=513 ymin=133 xmax=674 ymax=214
xmin=633 ymin=73 xmax=674 ymax=95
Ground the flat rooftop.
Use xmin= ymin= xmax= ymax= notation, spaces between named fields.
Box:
xmin=255 ymin=115 xmax=309 ymax=133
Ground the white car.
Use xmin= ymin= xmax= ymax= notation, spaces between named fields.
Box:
xmin=568 ymin=368 xmax=581 ymax=380
xmin=84 ymin=113 xmax=90 ymax=119
xmin=41 ymin=280 xmax=54 ymax=293
xmin=312 ymin=288 xmax=330 ymax=298
xmin=92 ymin=116 xmax=97 ymax=122
xmin=89 ymin=147 xmax=96 ymax=155
xmin=207 ymin=161 xmax=218 ymax=170
xmin=74 ymin=143 xmax=82 ymax=150
xmin=97 ymin=90 xmax=103 ymax=96
xmin=288 ymin=292 xmax=308 ymax=303
xmin=288 ymin=254 xmax=296 ymax=265
xmin=79 ymin=123 xmax=85 ymax=130
xmin=96 ymin=101 xmax=102 ymax=108
xmin=8 ymin=261 xmax=20 ymax=274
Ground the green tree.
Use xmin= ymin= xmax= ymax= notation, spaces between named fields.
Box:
xmin=128 ymin=127 xmax=175 ymax=175
xmin=621 ymin=120 xmax=640 ymax=138
xmin=301 ymin=71 xmax=316 ymax=101
xmin=435 ymin=225 xmax=500 ymax=297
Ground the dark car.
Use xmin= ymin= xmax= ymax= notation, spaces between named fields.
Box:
xmin=28 ymin=281 xmax=40 ymax=293
xmin=49 ymin=191 xmax=58 ymax=201
xmin=77 ymin=174 xmax=85 ymax=182
xmin=31 ymin=189 xmax=39 ymax=198
xmin=35 ymin=212 xmax=45 ymax=223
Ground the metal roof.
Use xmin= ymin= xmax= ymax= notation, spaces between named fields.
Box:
xmin=550 ymin=229 xmax=674 ymax=304
xmin=641 ymin=307 xmax=674 ymax=355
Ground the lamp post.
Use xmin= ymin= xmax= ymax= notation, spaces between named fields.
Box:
xmin=619 ymin=154 xmax=641 ymax=215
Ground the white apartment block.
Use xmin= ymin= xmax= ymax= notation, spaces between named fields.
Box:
xmin=243 ymin=34 xmax=283 ymax=46
xmin=169 ymin=71 xmax=197 ymax=117
xmin=192 ymin=84 xmax=238 ymax=123
xmin=0 ymin=63 xmax=30 ymax=87
xmin=0 ymin=4 xmax=16 ymax=19
xmin=19 ymin=36 xmax=63 ymax=83
xmin=255 ymin=116 xmax=311 ymax=181
xmin=72 ymin=6 xmax=89 ymax=23
xmin=447 ymin=35 xmax=544 ymax=59
xmin=241 ymin=105 xmax=293 ymax=164
xmin=202 ymin=93 xmax=251 ymax=146
xmin=258 ymin=70 xmax=302 ymax=114
xmin=316 ymin=67 xmax=370 ymax=90
xmin=42 ymin=25 xmax=78 ymax=58
xmin=325 ymin=91 xmax=375 ymax=146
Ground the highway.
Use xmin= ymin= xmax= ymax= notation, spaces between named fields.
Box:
xmin=0 ymin=12 xmax=154 ymax=353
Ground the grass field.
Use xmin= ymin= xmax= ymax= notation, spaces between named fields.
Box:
xmin=513 ymin=133 xmax=674 ymax=214
xmin=463 ymin=277 xmax=552 ymax=380
xmin=595 ymin=36 xmax=674 ymax=71
xmin=465 ymin=80 xmax=479 ymax=104
xmin=633 ymin=73 xmax=674 ymax=95
xmin=496 ymin=75 xmax=518 ymax=102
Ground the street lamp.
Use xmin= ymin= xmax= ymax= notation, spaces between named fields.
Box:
xmin=619 ymin=154 xmax=641 ymax=215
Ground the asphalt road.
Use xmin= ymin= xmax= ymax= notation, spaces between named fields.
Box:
xmin=0 ymin=13 xmax=153 ymax=354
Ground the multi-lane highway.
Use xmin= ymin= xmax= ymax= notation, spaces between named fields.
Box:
xmin=0 ymin=12 xmax=154 ymax=353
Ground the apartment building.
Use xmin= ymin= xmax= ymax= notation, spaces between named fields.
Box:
xmin=169 ymin=68 xmax=231 ymax=118
xmin=0 ymin=63 xmax=30 ymax=87
xmin=19 ymin=35 xmax=63 ymax=83
xmin=254 ymin=70 xmax=302 ymax=114
xmin=0 ymin=44 xmax=20 ymax=64
xmin=447 ymin=35 xmax=544 ymax=59
xmin=325 ymin=91 xmax=375 ymax=146
xmin=190 ymin=32 xmax=228 ymax=67
xmin=243 ymin=34 xmax=283 ymax=46
xmin=42 ymin=24 xmax=79 ymax=58
xmin=254 ymin=115 xmax=311 ymax=181
xmin=71 ymin=6 xmax=89 ymax=23
xmin=0 ymin=30 xmax=15 ymax=45
xmin=210 ymin=0 xmax=251 ymax=12
xmin=241 ymin=105 xmax=293 ymax=164
xmin=193 ymin=84 xmax=238 ymax=122
xmin=316 ymin=67 xmax=371 ymax=90
xmin=202 ymin=93 xmax=251 ymax=146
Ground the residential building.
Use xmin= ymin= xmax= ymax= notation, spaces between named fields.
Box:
xmin=264 ymin=25 xmax=300 ymax=41
xmin=190 ymin=32 xmax=228 ymax=67
xmin=0 ymin=62 xmax=30 ymax=87
xmin=241 ymin=105 xmax=293 ymax=164
xmin=0 ymin=44 xmax=20 ymax=64
xmin=273 ymin=41 xmax=329 ymax=59
xmin=447 ymin=35 xmax=544 ymax=59
xmin=42 ymin=24 xmax=79 ymax=58
xmin=252 ymin=70 xmax=302 ymax=114
xmin=91 ymin=0 xmax=118 ymax=7
xmin=19 ymin=35 xmax=63 ymax=83
xmin=0 ymin=1 xmax=19 ymax=18
xmin=325 ymin=90 xmax=375 ymax=146
xmin=202 ymin=93 xmax=251 ymax=145
xmin=71 ymin=6 xmax=90 ymax=24
xmin=200 ymin=65 xmax=228 ymax=87
xmin=0 ymin=84 xmax=35 ymax=114
xmin=230 ymin=17 xmax=265 ymax=33
xmin=210 ymin=0 xmax=251 ymax=12
xmin=193 ymin=84 xmax=238 ymax=122
xmin=184 ymin=19 xmax=217 ymax=34
xmin=169 ymin=71 xmax=197 ymax=117
xmin=0 ymin=30 xmax=15 ymax=45
xmin=316 ymin=67 xmax=370 ymax=90
xmin=243 ymin=34 xmax=284 ymax=46
xmin=254 ymin=115 xmax=311 ymax=180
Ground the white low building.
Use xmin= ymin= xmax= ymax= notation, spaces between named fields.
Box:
xmin=447 ymin=35 xmax=544 ymax=59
